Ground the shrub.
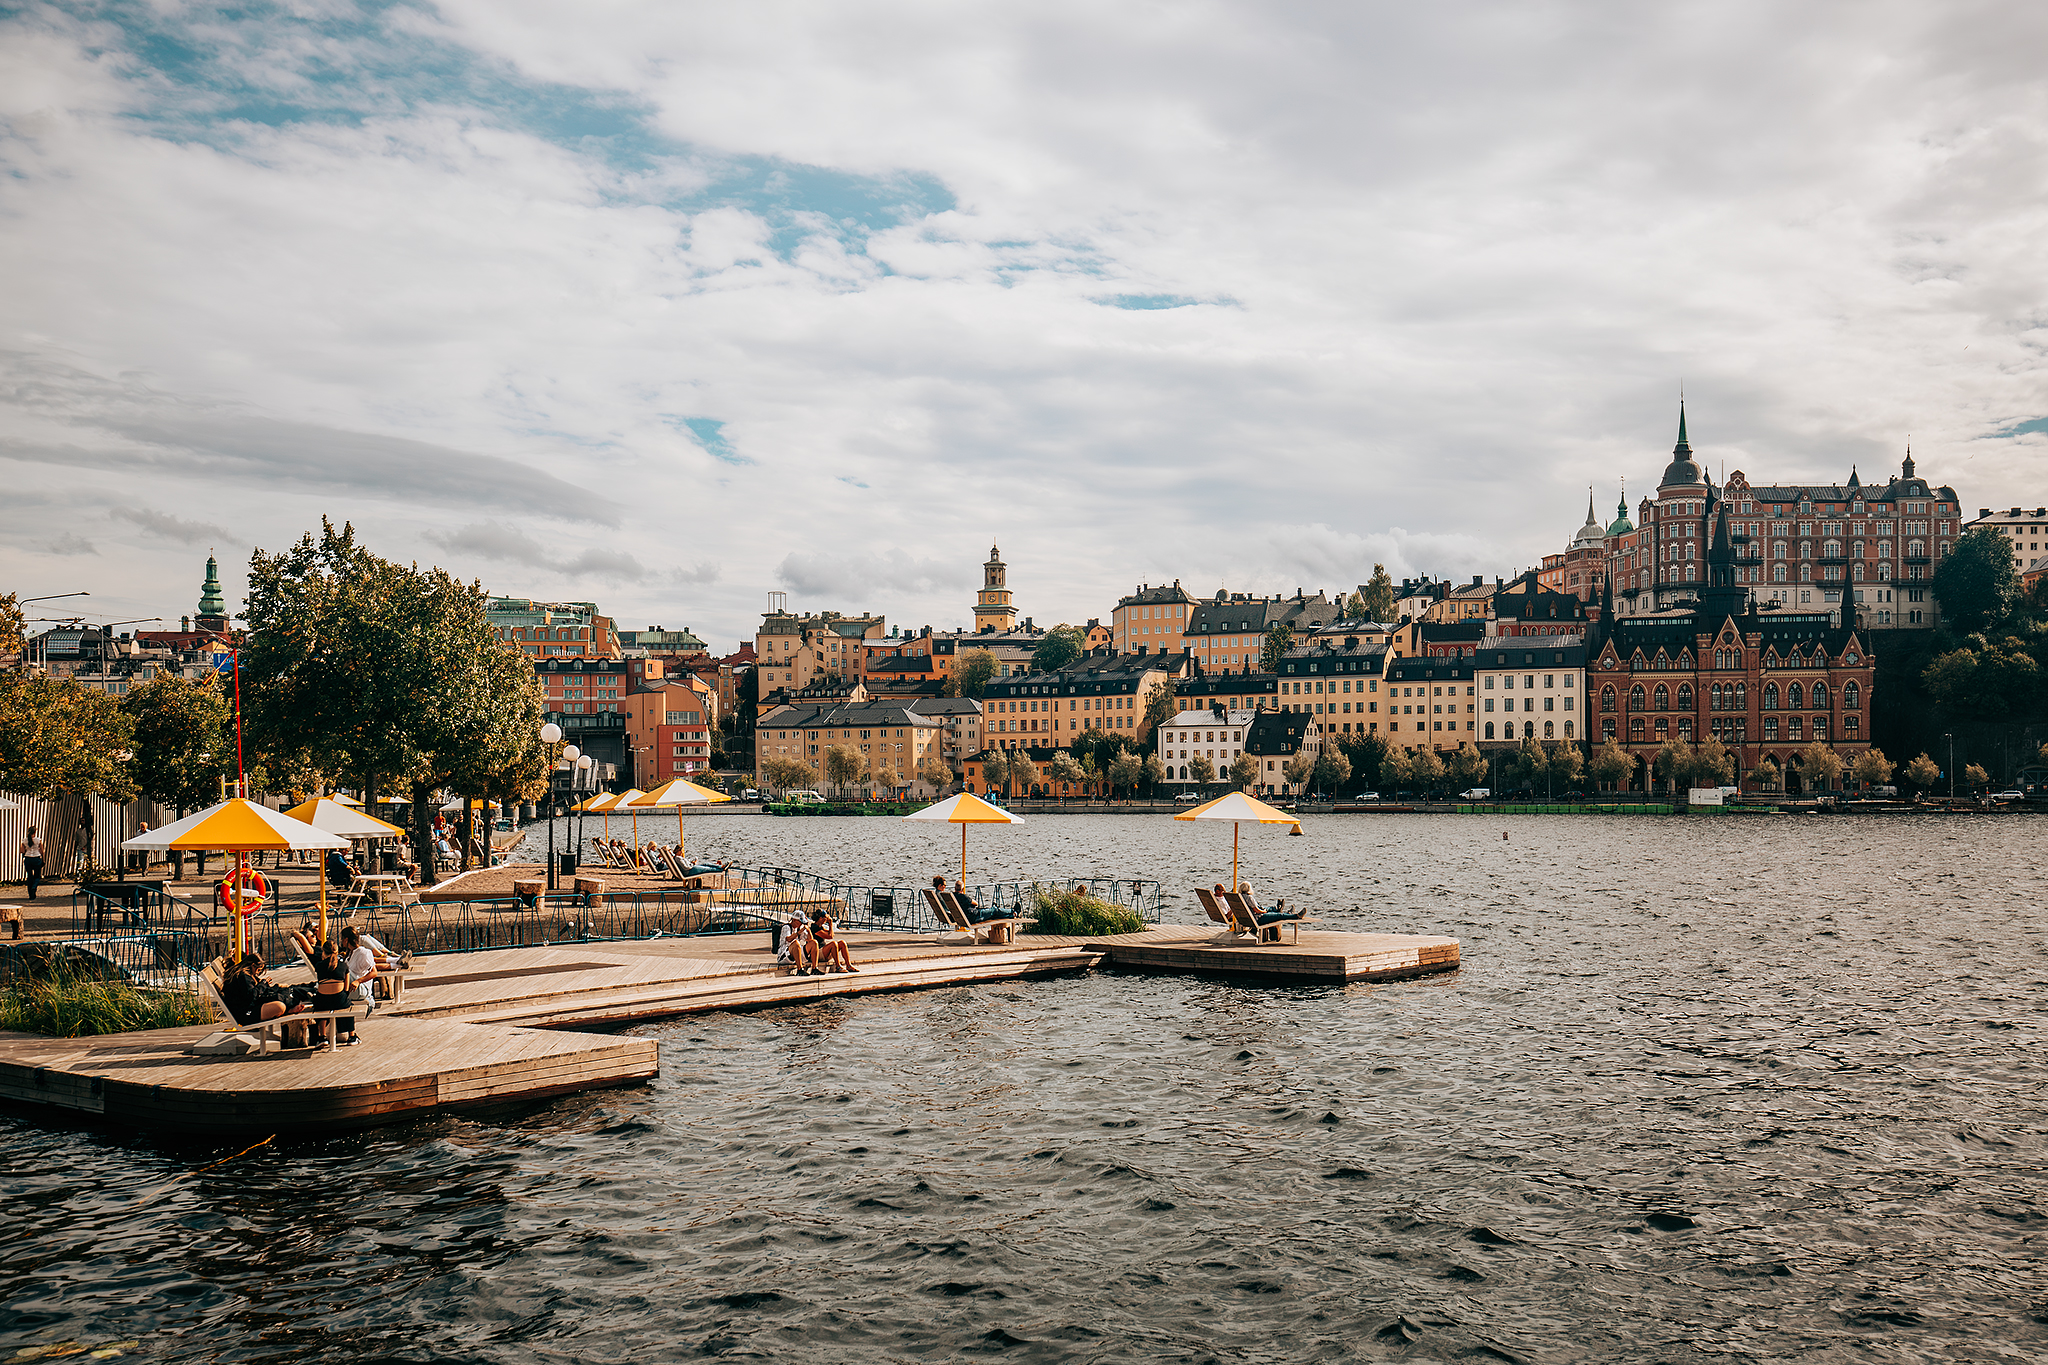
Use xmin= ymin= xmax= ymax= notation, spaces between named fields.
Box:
xmin=1025 ymin=884 xmax=1144 ymax=936
xmin=0 ymin=950 xmax=211 ymax=1037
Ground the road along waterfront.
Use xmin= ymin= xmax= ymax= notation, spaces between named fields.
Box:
xmin=4 ymin=814 xmax=2044 ymax=1362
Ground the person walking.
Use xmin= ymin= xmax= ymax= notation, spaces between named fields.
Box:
xmin=20 ymin=828 xmax=45 ymax=899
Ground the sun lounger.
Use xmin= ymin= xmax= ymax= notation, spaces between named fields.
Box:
xmin=197 ymin=958 xmax=361 ymax=1053
xmin=1195 ymin=888 xmax=1258 ymax=941
xmin=1221 ymin=892 xmax=1313 ymax=945
xmin=938 ymin=891 xmax=1019 ymax=945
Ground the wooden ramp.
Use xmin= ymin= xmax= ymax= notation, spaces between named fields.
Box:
xmin=0 ymin=1018 xmax=656 ymax=1135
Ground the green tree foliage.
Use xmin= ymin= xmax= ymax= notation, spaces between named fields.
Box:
xmin=1140 ymin=680 xmax=1177 ymax=738
xmin=0 ymin=592 xmax=24 ymax=656
xmin=1902 ymin=752 xmax=1940 ymax=791
xmin=823 ymin=744 xmax=863 ymax=795
xmin=1380 ymin=747 xmax=1411 ymax=789
xmin=1746 ymin=756 xmax=1780 ymax=790
xmin=1963 ymin=762 xmax=1989 ymax=789
xmin=1031 ymin=624 xmax=1087 ymax=674
xmin=242 ymin=520 xmax=547 ymax=871
xmin=1312 ymin=748 xmax=1352 ymax=794
xmin=1141 ymin=753 xmax=1166 ymax=792
xmin=1690 ymin=737 xmax=1734 ymax=787
xmin=1010 ymin=751 xmax=1042 ymax=794
xmin=918 ymin=750 xmax=952 ymax=792
xmin=1448 ymin=741 xmax=1487 ymax=790
xmin=1259 ymin=624 xmax=1294 ymax=673
xmin=1107 ymin=751 xmax=1144 ymax=797
xmin=978 ymin=749 xmax=1010 ymax=796
xmin=1589 ymin=739 xmax=1633 ymax=790
xmin=1358 ymin=565 xmax=1396 ymax=622
xmin=1650 ymin=739 xmax=1689 ymax=792
xmin=955 ymin=648 xmax=998 ymax=698
xmin=1548 ymin=742 xmax=1587 ymax=789
xmin=1794 ymin=741 xmax=1844 ymax=791
xmin=1849 ymin=747 xmax=1894 ymax=788
xmin=0 ymin=674 xmax=136 ymax=804
xmin=1336 ymin=730 xmax=1392 ymax=790
xmin=121 ymin=674 xmax=234 ymax=814
xmin=1932 ymin=526 xmax=2023 ymax=634
xmin=760 ymin=755 xmax=815 ymax=793
xmin=1188 ymin=754 xmax=1217 ymax=785
xmin=1282 ymin=750 xmax=1315 ymax=789
xmin=1408 ymin=746 xmax=1445 ymax=792
xmin=1511 ymin=737 xmax=1549 ymax=788
xmin=1228 ymin=752 xmax=1258 ymax=789
xmin=1049 ymin=751 xmax=1086 ymax=790
xmin=1922 ymin=638 xmax=2042 ymax=722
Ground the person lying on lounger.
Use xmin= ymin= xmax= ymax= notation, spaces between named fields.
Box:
xmin=1235 ymin=882 xmax=1306 ymax=927
xmin=949 ymin=880 xmax=1008 ymax=925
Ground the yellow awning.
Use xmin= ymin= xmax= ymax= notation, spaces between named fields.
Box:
xmin=123 ymin=798 xmax=351 ymax=852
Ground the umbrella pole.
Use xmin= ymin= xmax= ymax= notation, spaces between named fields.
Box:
xmin=961 ymin=822 xmax=968 ymax=886
xmin=318 ymin=855 xmax=327 ymax=944
xmin=1233 ymin=823 xmax=1240 ymax=892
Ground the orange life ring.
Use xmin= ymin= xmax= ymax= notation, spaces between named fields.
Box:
xmin=220 ymin=867 xmax=269 ymax=916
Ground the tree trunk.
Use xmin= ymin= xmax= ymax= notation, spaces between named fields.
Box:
xmin=460 ymin=799 xmax=474 ymax=872
xmin=411 ymin=780 xmax=436 ymax=883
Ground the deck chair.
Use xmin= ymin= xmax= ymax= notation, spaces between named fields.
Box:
xmin=943 ymin=891 xmax=1019 ymax=945
xmin=1195 ymin=888 xmax=1257 ymax=942
xmin=922 ymin=888 xmax=974 ymax=941
xmin=1222 ymin=891 xmax=1312 ymax=945
xmin=198 ymin=958 xmax=360 ymax=1053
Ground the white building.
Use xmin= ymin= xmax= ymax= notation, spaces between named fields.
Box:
xmin=1965 ymin=505 xmax=2048 ymax=570
xmin=1158 ymin=708 xmax=1255 ymax=784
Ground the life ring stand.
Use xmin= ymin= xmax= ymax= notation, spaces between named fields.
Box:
xmin=221 ymin=866 xmax=269 ymax=917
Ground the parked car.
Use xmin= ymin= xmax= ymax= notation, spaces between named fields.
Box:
xmin=1869 ymin=785 xmax=1899 ymax=798
xmin=1174 ymin=791 xmax=1202 ymax=803
xmin=1352 ymin=791 xmax=1380 ymax=802
xmin=1990 ymin=789 xmax=2026 ymax=802
xmin=784 ymin=790 xmax=827 ymax=804
xmin=1458 ymin=787 xmax=1490 ymax=800
xmin=742 ymin=788 xmax=760 ymax=801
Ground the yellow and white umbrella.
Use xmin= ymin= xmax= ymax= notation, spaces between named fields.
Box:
xmin=628 ymin=779 xmax=733 ymax=864
xmin=902 ymin=791 xmax=1025 ymax=884
xmin=284 ymin=797 xmax=408 ymax=938
xmin=1173 ymin=791 xmax=1301 ymax=892
xmin=125 ymin=799 xmax=349 ymax=955
xmin=331 ymin=793 xmax=365 ymax=808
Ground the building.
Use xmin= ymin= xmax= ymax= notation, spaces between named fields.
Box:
xmin=1538 ymin=493 xmax=1614 ymax=602
xmin=489 ymin=599 xmax=620 ymax=660
xmin=960 ymin=744 xmax=1103 ymax=800
xmin=979 ymin=651 xmax=1186 ymax=748
xmin=753 ymin=700 xmax=948 ymax=791
xmin=1243 ymin=710 xmax=1322 ymax=795
xmin=1963 ymin=505 xmax=2048 ymax=574
xmin=931 ymin=624 xmax=1049 ymax=681
xmin=1381 ymin=655 xmax=1476 ymax=749
xmin=536 ymin=657 xmax=632 ymax=777
xmin=1489 ymin=572 xmax=1596 ymax=639
xmin=1182 ymin=590 xmax=1343 ymax=671
xmin=616 ymin=625 xmax=709 ymax=663
xmin=1475 ymin=638 xmax=1588 ymax=747
xmin=1158 ymin=708 xmax=1256 ymax=785
xmin=1274 ymin=636 xmax=1390 ymax=736
xmin=754 ymin=606 xmax=888 ymax=693
xmin=1423 ymin=576 xmax=1497 ymax=624
xmin=861 ymin=652 xmax=944 ymax=700
xmin=1111 ymin=581 xmax=1198 ymax=655
xmin=1590 ymin=494 xmax=1875 ymax=790
xmin=907 ymin=697 xmax=983 ymax=769
xmin=623 ymin=677 xmax=716 ymax=786
xmin=1175 ymin=669 xmax=1282 ymax=715
xmin=973 ymin=545 xmax=1020 ymax=634
xmin=1607 ymin=411 xmax=1960 ymax=632
xmin=194 ymin=554 xmax=231 ymax=633
xmin=1083 ymin=619 xmax=1112 ymax=651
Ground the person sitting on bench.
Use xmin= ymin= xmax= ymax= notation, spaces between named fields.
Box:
xmin=222 ymin=953 xmax=314 ymax=1048
xmin=325 ymin=848 xmax=357 ymax=887
xmin=778 ymin=908 xmax=816 ymax=974
xmin=305 ymin=935 xmax=359 ymax=1048
xmin=1234 ymin=882 xmax=1307 ymax=928
xmin=950 ymin=879 xmax=1008 ymax=925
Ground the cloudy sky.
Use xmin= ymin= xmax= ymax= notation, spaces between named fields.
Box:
xmin=4 ymin=0 xmax=2046 ymax=649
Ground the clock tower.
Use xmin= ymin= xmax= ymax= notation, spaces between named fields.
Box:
xmin=973 ymin=544 xmax=1018 ymax=634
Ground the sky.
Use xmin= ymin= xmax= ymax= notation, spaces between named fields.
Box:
xmin=4 ymin=0 xmax=2046 ymax=650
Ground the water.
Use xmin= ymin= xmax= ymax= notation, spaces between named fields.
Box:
xmin=6 ymin=814 xmax=2047 ymax=1363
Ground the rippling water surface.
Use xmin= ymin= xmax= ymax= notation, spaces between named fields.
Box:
xmin=6 ymin=814 xmax=2047 ymax=1363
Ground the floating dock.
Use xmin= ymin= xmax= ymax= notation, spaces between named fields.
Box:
xmin=0 ymin=926 xmax=1456 ymax=1134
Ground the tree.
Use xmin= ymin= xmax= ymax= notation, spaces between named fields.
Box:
xmin=1650 ymin=739 xmax=1691 ymax=793
xmin=1746 ymin=756 xmax=1780 ymax=791
xmin=1140 ymin=680 xmax=1177 ymax=739
xmin=1902 ymin=752 xmax=1941 ymax=792
xmin=1549 ymin=742 xmax=1587 ymax=790
xmin=1049 ymin=751 xmax=1086 ymax=794
xmin=956 ymin=648 xmax=998 ymax=698
xmin=1188 ymin=754 xmax=1217 ymax=785
xmin=1141 ymin=753 xmax=1166 ymax=793
xmin=1381 ymin=747 xmax=1411 ymax=789
xmin=121 ymin=674 xmax=234 ymax=814
xmin=1690 ymin=737 xmax=1734 ymax=788
xmin=1922 ymin=639 xmax=2042 ymax=722
xmin=0 ymin=674 xmax=137 ymax=805
xmin=1794 ymin=740 xmax=1844 ymax=792
xmin=759 ymin=755 xmax=815 ymax=794
xmin=1448 ymin=741 xmax=1487 ymax=790
xmin=1408 ymin=746 xmax=1445 ymax=793
xmin=1260 ymin=624 xmax=1294 ymax=673
xmin=1512 ymin=737 xmax=1549 ymax=789
xmin=1338 ymin=730 xmax=1392 ymax=790
xmin=1312 ymin=749 xmax=1352 ymax=795
xmin=918 ymin=750 xmax=952 ymax=793
xmin=1850 ymin=747 xmax=1894 ymax=789
xmin=1964 ymin=762 xmax=1989 ymax=791
xmin=1932 ymin=526 xmax=2023 ymax=634
xmin=1009 ymin=750 xmax=1042 ymax=796
xmin=1589 ymin=739 xmax=1633 ymax=791
xmin=0 ymin=592 xmax=23 ymax=656
xmin=1228 ymin=752 xmax=1258 ymax=789
xmin=1282 ymin=750 xmax=1315 ymax=790
xmin=1358 ymin=565 xmax=1396 ymax=623
xmin=1344 ymin=591 xmax=1367 ymax=618
xmin=1031 ymin=624 xmax=1087 ymax=674
xmin=979 ymin=749 xmax=1010 ymax=797
xmin=1107 ymin=751 xmax=1143 ymax=798
xmin=823 ymin=744 xmax=864 ymax=796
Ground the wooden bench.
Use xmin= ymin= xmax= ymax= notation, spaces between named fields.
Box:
xmin=198 ymin=958 xmax=361 ymax=1053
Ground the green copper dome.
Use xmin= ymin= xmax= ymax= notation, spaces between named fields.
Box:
xmin=1608 ymin=492 xmax=1634 ymax=536
xmin=197 ymin=554 xmax=227 ymax=619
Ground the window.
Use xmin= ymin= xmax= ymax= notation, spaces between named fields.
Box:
xmin=1675 ymin=683 xmax=1693 ymax=710
xmin=1629 ymin=684 xmax=1645 ymax=710
xmin=1653 ymin=684 xmax=1669 ymax=711
xmin=1602 ymin=686 xmax=1616 ymax=712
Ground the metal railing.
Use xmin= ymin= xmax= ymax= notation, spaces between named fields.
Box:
xmin=0 ymin=930 xmax=211 ymax=999
xmin=728 ymin=866 xmax=1162 ymax=931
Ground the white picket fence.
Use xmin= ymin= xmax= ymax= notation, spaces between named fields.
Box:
xmin=0 ymin=791 xmax=182 ymax=881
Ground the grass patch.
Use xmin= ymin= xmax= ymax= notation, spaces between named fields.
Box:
xmin=0 ymin=951 xmax=211 ymax=1037
xmin=1025 ymin=884 xmax=1145 ymax=936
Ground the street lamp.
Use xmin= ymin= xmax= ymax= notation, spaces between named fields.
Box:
xmin=1945 ymin=731 xmax=1955 ymax=800
xmin=541 ymin=722 xmax=564 ymax=890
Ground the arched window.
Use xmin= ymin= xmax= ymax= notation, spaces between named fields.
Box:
xmin=1763 ymin=683 xmax=1779 ymax=710
xmin=1908 ymin=539 xmax=1925 ymax=557
xmin=1630 ymin=684 xmax=1645 ymax=710
xmin=1844 ymin=681 xmax=1859 ymax=709
xmin=1800 ymin=564 xmax=1812 ymax=582
xmin=1823 ymin=540 xmax=1841 ymax=558
xmin=1544 ymin=721 xmax=1555 ymax=739
xmin=1800 ymin=542 xmax=1813 ymax=560
xmin=1709 ymin=683 xmax=1721 ymax=710
xmin=1564 ymin=720 xmax=1574 ymax=738
xmin=1629 ymin=717 xmax=1645 ymax=739
xmin=1601 ymin=686 xmax=1616 ymax=713
xmin=1787 ymin=683 xmax=1803 ymax=709
xmin=1773 ymin=540 xmax=1787 ymax=560
xmin=1812 ymin=682 xmax=1829 ymax=710
xmin=1734 ymin=683 xmax=1746 ymax=709
xmin=1685 ymin=565 xmax=1697 ymax=582
xmin=1653 ymin=684 xmax=1670 ymax=710
xmin=1522 ymin=721 xmax=1535 ymax=739
xmin=1852 ymin=564 xmax=1864 ymax=581
xmin=1676 ymin=683 xmax=1693 ymax=710
xmin=1484 ymin=722 xmax=1495 ymax=739
xmin=1851 ymin=540 xmax=1863 ymax=560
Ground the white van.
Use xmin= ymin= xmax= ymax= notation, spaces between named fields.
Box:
xmin=784 ymin=790 xmax=826 ymax=804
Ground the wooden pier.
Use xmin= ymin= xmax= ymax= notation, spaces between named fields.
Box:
xmin=0 ymin=926 xmax=1457 ymax=1134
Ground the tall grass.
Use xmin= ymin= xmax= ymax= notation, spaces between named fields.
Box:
xmin=0 ymin=960 xmax=212 ymax=1037
xmin=1025 ymin=884 xmax=1145 ymax=936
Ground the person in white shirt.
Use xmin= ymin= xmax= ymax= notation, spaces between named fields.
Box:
xmin=778 ymin=909 xmax=815 ymax=974
xmin=339 ymin=927 xmax=380 ymax=1028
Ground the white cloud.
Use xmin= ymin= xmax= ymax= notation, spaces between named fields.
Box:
xmin=4 ymin=0 xmax=2047 ymax=649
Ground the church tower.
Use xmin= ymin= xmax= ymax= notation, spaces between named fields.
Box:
xmin=973 ymin=544 xmax=1018 ymax=634
xmin=194 ymin=552 xmax=230 ymax=633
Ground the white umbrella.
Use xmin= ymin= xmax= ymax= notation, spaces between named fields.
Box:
xmin=903 ymin=792 xmax=1025 ymax=884
xmin=1172 ymin=790 xmax=1301 ymax=891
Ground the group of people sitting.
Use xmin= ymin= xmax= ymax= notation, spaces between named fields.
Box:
xmin=216 ymin=927 xmax=405 ymax=1051
xmin=777 ymin=907 xmax=859 ymax=975
xmin=592 ymin=839 xmax=727 ymax=880
xmin=931 ymin=876 xmax=1010 ymax=927
xmin=1212 ymin=882 xmax=1307 ymax=934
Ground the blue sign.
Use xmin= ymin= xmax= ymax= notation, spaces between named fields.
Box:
xmin=212 ymin=653 xmax=235 ymax=673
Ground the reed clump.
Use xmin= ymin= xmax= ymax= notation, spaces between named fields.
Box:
xmin=0 ymin=951 xmax=211 ymax=1037
xmin=1025 ymin=884 xmax=1145 ymax=936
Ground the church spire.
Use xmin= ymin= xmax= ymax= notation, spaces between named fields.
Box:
xmin=1674 ymin=402 xmax=1691 ymax=455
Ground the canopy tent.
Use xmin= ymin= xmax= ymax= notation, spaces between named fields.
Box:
xmin=1173 ymin=791 xmax=1301 ymax=892
xmin=124 ymin=799 xmax=350 ymax=956
xmin=902 ymin=792 xmax=1025 ymax=884
xmin=331 ymin=793 xmax=365 ymax=808
xmin=440 ymin=797 xmax=503 ymax=814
